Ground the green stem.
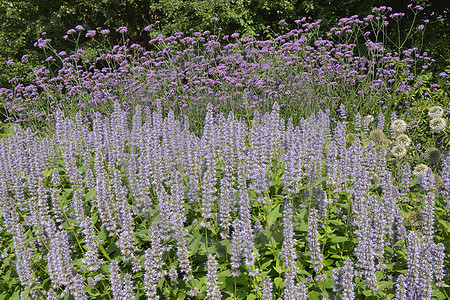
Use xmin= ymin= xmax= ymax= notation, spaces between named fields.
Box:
xmin=99 ymin=244 xmax=112 ymax=262
xmin=61 ymin=207 xmax=84 ymax=254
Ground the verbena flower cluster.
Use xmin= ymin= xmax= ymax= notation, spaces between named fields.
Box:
xmin=0 ymin=102 xmax=447 ymax=299
xmin=0 ymin=7 xmax=441 ymax=135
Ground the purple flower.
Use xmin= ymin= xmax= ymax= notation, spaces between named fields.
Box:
xmin=144 ymin=223 xmax=166 ymax=298
xmin=75 ymin=25 xmax=85 ymax=31
xmin=116 ymin=26 xmax=128 ymax=33
xmin=230 ymin=220 xmax=243 ymax=277
xmin=395 ymin=275 xmax=407 ymax=299
xmin=85 ymin=30 xmax=96 ymax=37
xmin=308 ymin=209 xmax=324 ymax=273
xmin=34 ymin=38 xmax=52 ymax=49
xmin=281 ymin=199 xmax=299 ymax=298
xmin=69 ymin=273 xmax=88 ymax=300
xmin=47 ymin=230 xmax=75 ymax=287
xmin=231 ymin=32 xmax=240 ymax=39
xmin=109 ymin=261 xmax=122 ymax=300
xmin=439 ymin=72 xmax=448 ymax=77
xmin=144 ymin=25 xmax=152 ymax=31
xmin=21 ymin=54 xmax=31 ymax=62
xmin=262 ymin=277 xmax=273 ymax=300
xmin=7 ymin=59 xmax=13 ymax=65
xmin=101 ymin=29 xmax=110 ymax=34
xmin=296 ymin=282 xmax=308 ymax=299
xmin=80 ymin=217 xmax=103 ymax=271
xmin=210 ymin=17 xmax=218 ymax=21
xmin=67 ymin=29 xmax=76 ymax=34
xmin=206 ymin=254 xmax=221 ymax=300
xmin=333 ymin=258 xmax=355 ymax=300
xmin=121 ymin=273 xmax=134 ymax=299
xmin=418 ymin=24 xmax=425 ymax=30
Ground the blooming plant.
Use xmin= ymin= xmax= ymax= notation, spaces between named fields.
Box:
xmin=0 ymin=4 xmax=449 ymax=300
xmin=0 ymin=6 xmax=445 ymax=138
xmin=0 ymin=103 xmax=448 ymax=299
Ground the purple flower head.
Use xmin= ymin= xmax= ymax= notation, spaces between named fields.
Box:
xmin=390 ymin=13 xmax=405 ymax=19
xmin=210 ymin=17 xmax=218 ymax=22
xmin=7 ymin=59 xmax=13 ymax=65
xmin=85 ymin=30 xmax=96 ymax=38
xmin=144 ymin=25 xmax=152 ymax=31
xmin=21 ymin=55 xmax=31 ymax=63
xmin=116 ymin=26 xmax=128 ymax=33
xmin=206 ymin=254 xmax=221 ymax=300
xmin=63 ymin=35 xmax=69 ymax=40
xmin=75 ymin=25 xmax=85 ymax=31
xmin=34 ymin=38 xmax=52 ymax=49
xmin=100 ymin=29 xmax=110 ymax=35
xmin=67 ymin=29 xmax=76 ymax=35
xmin=418 ymin=24 xmax=425 ymax=30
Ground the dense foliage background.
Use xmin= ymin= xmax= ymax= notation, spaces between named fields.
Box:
xmin=1 ymin=0 xmax=449 ymax=89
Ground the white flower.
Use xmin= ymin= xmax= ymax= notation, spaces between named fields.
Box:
xmin=429 ymin=117 xmax=446 ymax=131
xmin=391 ymin=119 xmax=407 ymax=134
xmin=364 ymin=115 xmax=374 ymax=124
xmin=395 ymin=134 xmax=411 ymax=147
xmin=428 ymin=106 xmax=444 ymax=119
xmin=413 ymin=164 xmax=430 ymax=177
xmin=391 ymin=144 xmax=407 ymax=158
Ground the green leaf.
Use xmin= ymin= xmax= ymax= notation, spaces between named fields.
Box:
xmin=315 ymin=176 xmax=329 ymax=186
xmin=98 ymin=229 xmax=107 ymax=241
xmin=247 ymin=294 xmax=257 ymax=300
xmin=378 ymin=281 xmax=394 ymax=290
xmin=43 ymin=168 xmax=53 ymax=178
xmin=189 ymin=236 xmax=202 ymax=254
xmin=10 ymin=290 xmax=20 ymax=300
xmin=320 ymin=277 xmax=334 ymax=289
xmin=296 ymin=223 xmax=309 ymax=232
xmin=84 ymin=188 xmax=96 ymax=202
xmin=267 ymin=204 xmax=282 ymax=226
xmin=274 ymin=277 xmax=283 ymax=289
xmin=308 ymin=290 xmax=322 ymax=299
xmin=323 ymin=258 xmax=335 ymax=266
xmin=330 ymin=236 xmax=349 ymax=243
xmin=438 ymin=219 xmax=450 ymax=232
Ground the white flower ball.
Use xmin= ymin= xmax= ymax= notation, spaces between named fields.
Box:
xmin=395 ymin=134 xmax=411 ymax=148
xmin=391 ymin=119 xmax=407 ymax=134
xmin=391 ymin=144 xmax=407 ymax=159
xmin=413 ymin=163 xmax=430 ymax=177
xmin=429 ymin=117 xmax=446 ymax=131
xmin=428 ymin=106 xmax=444 ymax=119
